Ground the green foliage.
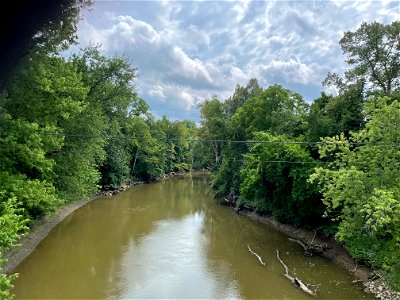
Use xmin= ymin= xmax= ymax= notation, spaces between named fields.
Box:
xmin=310 ymin=97 xmax=400 ymax=288
xmin=100 ymin=137 xmax=131 ymax=189
xmin=4 ymin=56 xmax=87 ymax=126
xmin=0 ymin=108 xmax=61 ymax=218
xmin=0 ymin=172 xmax=60 ymax=218
xmin=0 ymin=198 xmax=28 ymax=300
xmin=239 ymin=132 xmax=323 ymax=226
xmin=53 ymin=106 xmax=106 ymax=201
xmin=0 ymin=198 xmax=28 ymax=252
xmin=198 ymin=98 xmax=227 ymax=168
xmin=211 ymin=143 xmax=245 ymax=197
xmin=0 ymin=271 xmax=17 ymax=300
xmin=224 ymin=78 xmax=262 ymax=117
xmin=230 ymin=85 xmax=309 ymax=139
xmin=210 ymin=84 xmax=310 ymax=199
xmin=0 ymin=110 xmax=58 ymax=181
xmin=1 ymin=0 xmax=93 ymax=93
xmin=307 ymin=86 xmax=364 ymax=142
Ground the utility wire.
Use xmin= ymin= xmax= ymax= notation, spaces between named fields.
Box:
xmin=32 ymin=132 xmax=397 ymax=165
xmin=220 ymin=158 xmax=330 ymax=164
xmin=36 ymin=132 xmax=400 ymax=146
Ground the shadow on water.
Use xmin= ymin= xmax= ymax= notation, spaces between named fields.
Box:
xmin=13 ymin=173 xmax=372 ymax=299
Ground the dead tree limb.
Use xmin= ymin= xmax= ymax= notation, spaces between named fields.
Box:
xmin=276 ymin=250 xmax=316 ymax=296
xmin=247 ymin=245 xmax=266 ymax=267
xmin=310 ymin=231 xmax=317 ymax=245
xmin=288 ymin=237 xmax=329 ymax=256
xmin=288 ymin=238 xmax=308 ymax=251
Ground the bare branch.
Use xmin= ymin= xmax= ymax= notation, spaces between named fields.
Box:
xmin=276 ymin=250 xmax=317 ymax=296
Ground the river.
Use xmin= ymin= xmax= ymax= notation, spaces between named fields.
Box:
xmin=12 ymin=173 xmax=372 ymax=299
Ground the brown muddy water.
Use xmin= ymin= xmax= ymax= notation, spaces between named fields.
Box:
xmin=12 ymin=173 xmax=372 ymax=299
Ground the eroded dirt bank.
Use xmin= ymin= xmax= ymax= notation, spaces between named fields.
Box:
xmin=238 ymin=210 xmax=400 ymax=300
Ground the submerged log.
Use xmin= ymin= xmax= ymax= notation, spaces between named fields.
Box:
xmin=247 ymin=245 xmax=266 ymax=267
xmin=276 ymin=250 xmax=317 ymax=296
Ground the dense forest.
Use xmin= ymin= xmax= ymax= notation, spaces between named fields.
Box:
xmin=0 ymin=1 xmax=399 ymax=298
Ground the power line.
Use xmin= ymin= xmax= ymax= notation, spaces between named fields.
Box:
xmin=35 ymin=132 xmax=400 ymax=146
xmin=219 ymin=158 xmax=330 ymax=164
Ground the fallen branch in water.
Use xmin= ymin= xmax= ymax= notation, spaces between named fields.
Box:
xmin=288 ymin=238 xmax=308 ymax=251
xmin=288 ymin=236 xmax=329 ymax=256
xmin=247 ymin=244 xmax=266 ymax=267
xmin=276 ymin=250 xmax=317 ymax=296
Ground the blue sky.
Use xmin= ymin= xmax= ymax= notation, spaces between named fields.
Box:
xmin=74 ymin=0 xmax=399 ymax=121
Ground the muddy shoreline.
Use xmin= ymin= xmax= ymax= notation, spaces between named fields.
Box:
xmin=238 ymin=210 xmax=400 ymax=300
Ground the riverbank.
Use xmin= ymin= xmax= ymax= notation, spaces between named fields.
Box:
xmin=238 ymin=210 xmax=400 ymax=300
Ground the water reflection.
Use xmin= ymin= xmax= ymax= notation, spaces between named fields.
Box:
xmin=13 ymin=173 xmax=372 ymax=299
xmin=115 ymin=213 xmax=240 ymax=299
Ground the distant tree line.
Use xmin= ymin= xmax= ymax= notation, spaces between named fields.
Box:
xmin=197 ymin=21 xmax=400 ymax=290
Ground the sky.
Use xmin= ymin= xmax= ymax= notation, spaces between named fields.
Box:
xmin=74 ymin=0 xmax=400 ymax=121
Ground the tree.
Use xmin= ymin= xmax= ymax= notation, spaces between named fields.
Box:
xmin=131 ymin=116 xmax=171 ymax=182
xmin=306 ymin=85 xmax=364 ymax=143
xmin=0 ymin=0 xmax=92 ymax=91
xmin=230 ymin=85 xmax=308 ymax=139
xmin=224 ymin=78 xmax=262 ymax=117
xmin=71 ymin=46 xmax=142 ymax=190
xmin=338 ymin=21 xmax=400 ymax=95
xmin=198 ymin=98 xmax=227 ymax=168
xmin=310 ymin=96 xmax=400 ymax=288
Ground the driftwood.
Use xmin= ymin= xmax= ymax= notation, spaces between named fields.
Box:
xmin=288 ymin=231 xmax=329 ymax=256
xmin=247 ymin=245 xmax=266 ymax=267
xmin=276 ymin=250 xmax=317 ymax=296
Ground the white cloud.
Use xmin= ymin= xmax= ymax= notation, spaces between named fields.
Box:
xmin=232 ymin=0 xmax=251 ymax=23
xmin=260 ymin=56 xmax=317 ymax=86
xmin=149 ymin=85 xmax=166 ymax=100
xmin=76 ymin=0 xmax=400 ymax=120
